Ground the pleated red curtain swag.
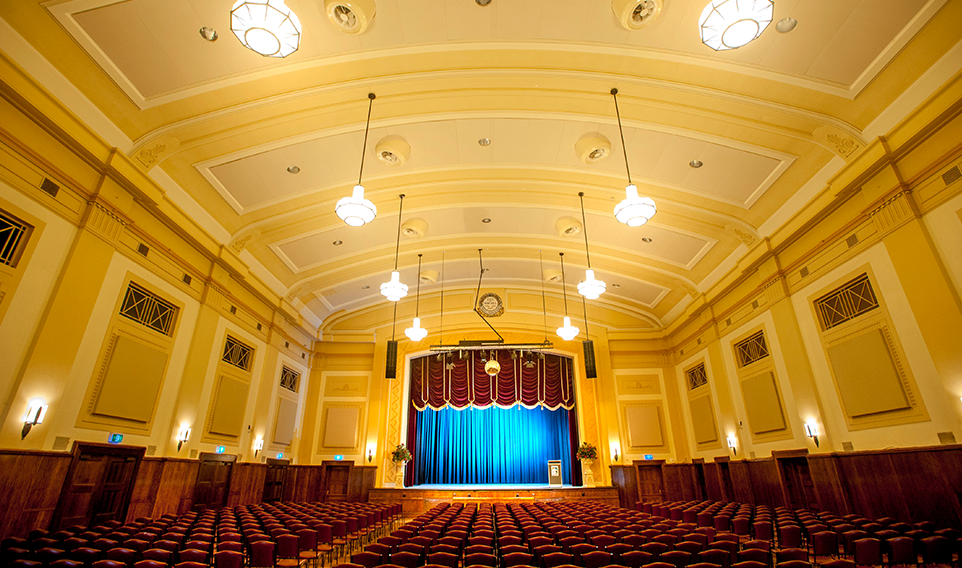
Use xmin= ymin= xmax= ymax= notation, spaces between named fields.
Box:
xmin=410 ymin=351 xmax=575 ymax=410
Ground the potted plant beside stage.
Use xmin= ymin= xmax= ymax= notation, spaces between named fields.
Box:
xmin=577 ymin=442 xmax=598 ymax=487
xmin=392 ymin=444 xmax=412 ymax=487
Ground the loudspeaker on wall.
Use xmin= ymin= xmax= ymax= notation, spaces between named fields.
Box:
xmin=385 ymin=340 xmax=398 ymax=379
xmin=583 ymin=340 xmax=597 ymax=379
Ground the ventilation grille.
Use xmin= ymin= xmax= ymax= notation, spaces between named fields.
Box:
xmin=222 ymin=335 xmax=254 ymax=371
xmin=146 ymin=445 xmax=157 ymax=456
xmin=119 ymin=282 xmax=177 ymax=336
xmin=814 ymin=273 xmax=879 ymax=330
xmin=800 ymin=267 xmax=810 ymax=279
xmin=52 ymin=437 xmax=71 ymax=451
xmin=190 ymin=449 xmax=198 ymax=459
xmin=137 ymin=243 xmax=149 ymax=256
xmin=734 ymin=331 xmax=769 ymax=367
xmin=256 ymin=323 xmax=262 ymax=331
xmin=229 ymin=305 xmax=237 ymax=315
xmin=40 ymin=178 xmax=60 ymax=198
xmin=0 ymin=210 xmax=31 ymax=267
xmin=685 ymin=363 xmax=708 ymax=390
xmin=280 ymin=366 xmax=299 ymax=393
xmin=846 ymin=234 xmax=859 ymax=248
xmin=182 ymin=274 xmax=192 ymax=285
xmin=937 ymin=431 xmax=957 ymax=445
xmin=842 ymin=441 xmax=854 ymax=452
xmin=942 ymin=166 xmax=961 ymax=186
xmin=751 ymin=300 xmax=759 ymax=309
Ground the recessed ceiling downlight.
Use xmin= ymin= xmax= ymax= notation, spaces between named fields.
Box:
xmin=612 ymin=0 xmax=663 ymax=30
xmin=690 ymin=160 xmax=703 ymax=168
xmin=325 ymin=0 xmax=376 ymax=34
xmin=481 ymin=218 xmax=492 ymax=224
xmin=333 ymin=240 xmax=343 ymax=246
xmin=776 ymin=17 xmax=798 ymax=33
xmin=199 ymin=27 xmax=218 ymax=41
xmin=287 ymin=165 xmax=300 ymax=173
xmin=478 ymin=138 xmax=491 ymax=147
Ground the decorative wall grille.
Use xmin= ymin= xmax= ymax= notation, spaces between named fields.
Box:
xmin=686 ymin=363 xmax=708 ymax=390
xmin=280 ymin=366 xmax=299 ymax=393
xmin=815 ymin=273 xmax=879 ymax=330
xmin=0 ymin=211 xmax=30 ymax=267
xmin=119 ymin=282 xmax=177 ymax=336
xmin=735 ymin=331 xmax=770 ymax=367
xmin=222 ymin=335 xmax=253 ymax=371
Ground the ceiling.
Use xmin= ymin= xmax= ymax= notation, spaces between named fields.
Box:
xmin=4 ymin=0 xmax=959 ymax=335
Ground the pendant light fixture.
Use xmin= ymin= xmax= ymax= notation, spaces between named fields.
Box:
xmin=335 ymin=93 xmax=378 ymax=227
xmin=576 ymin=192 xmax=606 ymax=300
xmin=611 ymin=89 xmax=657 ymax=227
xmin=699 ymin=0 xmax=773 ymax=51
xmin=380 ymin=194 xmax=409 ymax=301
xmin=405 ymin=254 xmax=428 ymax=341
xmin=556 ymin=253 xmax=580 ymax=341
xmin=230 ymin=0 xmax=302 ymax=58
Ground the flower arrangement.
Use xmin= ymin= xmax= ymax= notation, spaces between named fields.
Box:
xmin=576 ymin=442 xmax=598 ymax=461
xmin=391 ymin=444 xmax=412 ymax=463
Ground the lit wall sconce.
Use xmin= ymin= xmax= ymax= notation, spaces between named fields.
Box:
xmin=176 ymin=427 xmax=191 ymax=451
xmin=22 ymin=400 xmax=48 ymax=439
xmin=253 ymin=438 xmax=264 ymax=457
xmin=368 ymin=448 xmax=374 ymax=463
xmin=727 ymin=435 xmax=737 ymax=456
xmin=804 ymin=422 xmax=820 ymax=447
xmin=612 ymin=444 xmax=620 ymax=463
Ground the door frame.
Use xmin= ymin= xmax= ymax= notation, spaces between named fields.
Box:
xmin=52 ymin=442 xmax=145 ymax=529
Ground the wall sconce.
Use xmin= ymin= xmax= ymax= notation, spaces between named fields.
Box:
xmin=176 ymin=427 xmax=191 ymax=451
xmin=612 ymin=445 xmax=620 ymax=463
xmin=727 ymin=435 xmax=737 ymax=456
xmin=804 ymin=423 xmax=820 ymax=447
xmin=253 ymin=438 xmax=264 ymax=457
xmin=368 ymin=448 xmax=374 ymax=463
xmin=22 ymin=400 xmax=48 ymax=439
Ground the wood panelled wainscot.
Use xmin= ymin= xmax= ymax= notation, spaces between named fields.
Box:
xmin=610 ymin=445 xmax=962 ymax=529
xmin=0 ymin=448 xmax=377 ymax=539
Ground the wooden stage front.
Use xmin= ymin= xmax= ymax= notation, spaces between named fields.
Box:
xmin=368 ymin=486 xmax=621 ymax=515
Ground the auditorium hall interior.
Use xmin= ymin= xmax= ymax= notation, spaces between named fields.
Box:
xmin=1 ymin=0 xmax=962 ymax=565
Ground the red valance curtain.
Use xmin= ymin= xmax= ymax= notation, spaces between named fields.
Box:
xmin=410 ymin=351 xmax=575 ymax=410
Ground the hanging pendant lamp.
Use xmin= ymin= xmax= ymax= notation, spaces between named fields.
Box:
xmin=405 ymin=254 xmax=428 ymax=341
xmin=611 ymin=89 xmax=657 ymax=227
xmin=335 ymin=93 xmax=378 ymax=226
xmin=576 ymin=191 xmax=606 ymax=300
xmin=230 ymin=0 xmax=302 ymax=58
xmin=380 ymin=194 xmax=409 ymax=301
xmin=556 ymin=253 xmax=580 ymax=341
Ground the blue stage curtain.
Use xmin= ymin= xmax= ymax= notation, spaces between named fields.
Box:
xmin=412 ymin=405 xmax=572 ymax=485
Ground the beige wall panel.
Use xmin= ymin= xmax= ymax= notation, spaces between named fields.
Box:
xmin=618 ymin=374 xmax=662 ymax=396
xmin=208 ymin=375 xmax=250 ymax=436
xmin=827 ymin=329 xmax=909 ymax=417
xmin=323 ymin=406 xmax=360 ymax=449
xmin=323 ymin=374 xmax=369 ymax=398
xmin=624 ymin=404 xmax=664 ymax=447
xmin=93 ymin=334 xmax=167 ymax=422
xmin=741 ymin=371 xmax=787 ymax=434
xmin=273 ymin=397 xmax=298 ymax=445
xmin=689 ymin=395 xmax=718 ymax=444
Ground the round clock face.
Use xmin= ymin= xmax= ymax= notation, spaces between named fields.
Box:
xmin=478 ymin=292 xmax=504 ymax=317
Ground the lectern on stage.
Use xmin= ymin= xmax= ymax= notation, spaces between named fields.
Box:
xmin=547 ymin=460 xmax=563 ymax=487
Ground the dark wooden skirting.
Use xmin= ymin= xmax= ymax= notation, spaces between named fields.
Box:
xmin=369 ymin=487 xmax=621 ymax=516
xmin=609 ymin=445 xmax=962 ymax=529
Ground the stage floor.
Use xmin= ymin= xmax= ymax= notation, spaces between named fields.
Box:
xmin=411 ymin=484 xmax=574 ymax=490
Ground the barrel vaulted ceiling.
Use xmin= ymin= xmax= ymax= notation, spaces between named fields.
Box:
xmin=3 ymin=0 xmax=958 ymax=334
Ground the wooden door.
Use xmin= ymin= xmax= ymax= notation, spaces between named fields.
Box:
xmin=263 ymin=459 xmax=289 ymax=502
xmin=323 ymin=463 xmax=351 ymax=502
xmin=53 ymin=443 xmax=144 ymax=529
xmin=692 ymin=461 xmax=708 ymax=500
xmin=780 ymin=456 xmax=818 ymax=510
xmin=192 ymin=453 xmax=236 ymax=510
xmin=718 ymin=460 xmax=735 ymax=501
xmin=634 ymin=460 xmax=665 ymax=503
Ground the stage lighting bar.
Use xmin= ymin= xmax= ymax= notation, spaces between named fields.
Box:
xmin=429 ymin=341 xmax=554 ymax=353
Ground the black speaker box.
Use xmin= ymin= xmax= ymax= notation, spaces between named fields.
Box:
xmin=385 ymin=340 xmax=398 ymax=379
xmin=583 ymin=339 xmax=597 ymax=379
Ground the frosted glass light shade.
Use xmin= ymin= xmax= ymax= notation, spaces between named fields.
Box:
xmin=336 ymin=184 xmax=377 ymax=227
xmin=699 ymin=0 xmax=773 ymax=51
xmin=578 ymin=268 xmax=607 ymax=300
xmin=230 ymin=0 xmax=302 ymax=57
xmin=405 ymin=317 xmax=428 ymax=341
xmin=556 ymin=316 xmax=580 ymax=341
xmin=614 ymin=184 xmax=657 ymax=227
xmin=380 ymin=270 xmax=408 ymax=301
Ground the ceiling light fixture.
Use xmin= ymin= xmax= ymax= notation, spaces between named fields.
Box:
xmin=380 ymin=194 xmax=409 ymax=302
xmin=556 ymin=253 xmax=580 ymax=341
xmin=230 ymin=0 xmax=302 ymax=57
xmin=336 ymin=93 xmax=378 ymax=227
xmin=776 ymin=16 xmax=798 ymax=33
xmin=611 ymin=89 xmax=657 ymax=227
xmin=332 ymin=240 xmax=343 ymax=246
xmin=699 ymin=0 xmax=773 ymax=51
xmin=405 ymin=254 xmax=429 ymax=341
xmin=689 ymin=160 xmax=703 ymax=168
xmin=481 ymin=218 xmax=492 ymax=223
xmin=199 ymin=27 xmax=218 ymax=42
xmin=478 ymin=138 xmax=491 ymax=146
xmin=577 ymin=192 xmax=606 ymax=300
xmin=287 ymin=165 xmax=300 ymax=173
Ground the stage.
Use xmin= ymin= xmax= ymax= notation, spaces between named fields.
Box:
xmin=368 ymin=484 xmax=621 ymax=515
